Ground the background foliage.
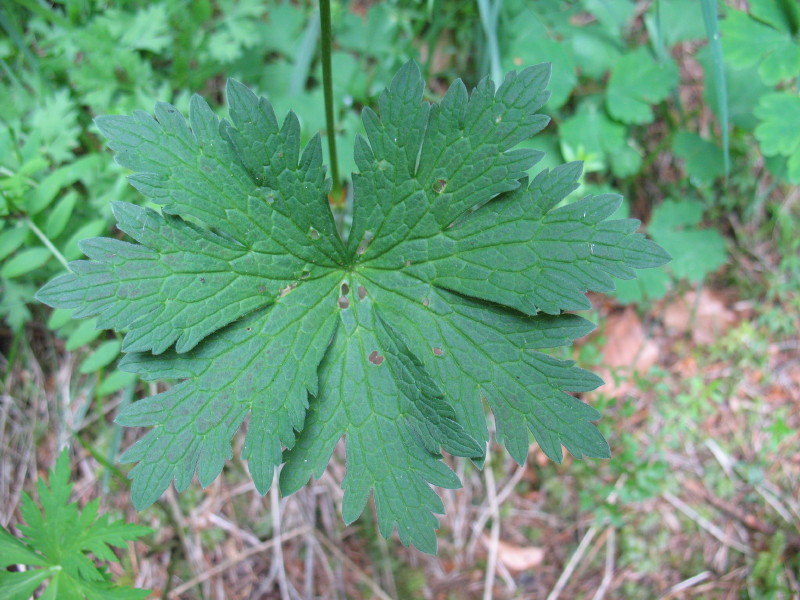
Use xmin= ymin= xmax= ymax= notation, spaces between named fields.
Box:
xmin=1 ymin=0 xmax=798 ymax=598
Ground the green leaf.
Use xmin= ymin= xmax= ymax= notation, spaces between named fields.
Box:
xmin=0 ymin=569 xmax=53 ymax=600
xmin=98 ymin=370 xmax=138 ymax=396
xmin=754 ymin=92 xmax=800 ymax=182
xmin=605 ymin=48 xmax=679 ymax=124
xmin=559 ymin=98 xmax=641 ymax=177
xmin=671 ymin=132 xmax=725 ymax=184
xmin=502 ymin=8 xmax=576 ymax=110
xmin=0 ymin=226 xmax=29 ymax=262
xmin=614 ymin=268 xmax=670 ymax=304
xmin=583 ymin=0 xmax=635 ymax=33
xmin=27 ymin=155 xmax=102 ymax=216
xmin=1 ymin=450 xmax=151 ymax=599
xmin=63 ymin=219 xmax=107 ymax=261
xmin=37 ymin=63 xmax=668 ymax=552
xmin=648 ymin=200 xmax=726 ymax=283
xmin=1 ymin=247 xmax=51 ymax=278
xmin=44 ymin=191 xmax=78 ymax=239
xmin=699 ymin=46 xmax=770 ymax=131
xmin=48 ymin=308 xmax=74 ymax=331
xmin=80 ymin=339 xmax=122 ymax=374
xmin=66 ymin=318 xmax=103 ymax=351
xmin=721 ymin=4 xmax=800 ymax=85
xmin=570 ymin=27 xmax=622 ymax=79
xmin=645 ymin=0 xmax=706 ymax=46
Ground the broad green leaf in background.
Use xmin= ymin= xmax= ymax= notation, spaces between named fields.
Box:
xmin=721 ymin=3 xmax=800 ymax=86
xmin=614 ymin=199 xmax=725 ymax=303
xmin=671 ymin=132 xmax=726 ymax=184
xmin=649 ymin=199 xmax=726 ymax=283
xmin=559 ymin=98 xmax=641 ymax=177
xmin=1 ymin=247 xmax=51 ymax=279
xmin=0 ymin=451 xmax=151 ymax=600
xmin=501 ymin=8 xmax=576 ymax=110
xmin=80 ymin=339 xmax=122 ymax=374
xmin=699 ymin=46 xmax=770 ymax=131
xmin=28 ymin=90 xmax=81 ymax=163
xmin=754 ymin=92 xmax=800 ymax=183
xmin=0 ymin=226 xmax=30 ymax=262
xmin=37 ymin=63 xmax=668 ymax=553
xmin=644 ymin=0 xmax=706 ymax=47
xmin=605 ymin=47 xmax=679 ymax=124
xmin=570 ymin=26 xmax=622 ymax=79
xmin=582 ymin=0 xmax=635 ymax=34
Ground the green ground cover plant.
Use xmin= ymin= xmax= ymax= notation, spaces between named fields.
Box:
xmin=0 ymin=451 xmax=151 ymax=600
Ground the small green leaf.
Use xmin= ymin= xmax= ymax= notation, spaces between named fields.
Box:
xmin=98 ymin=370 xmax=138 ymax=396
xmin=502 ymin=7 xmax=576 ymax=109
xmin=44 ymin=191 xmax=78 ymax=239
xmin=559 ymin=98 xmax=641 ymax=177
xmin=63 ymin=218 xmax=107 ymax=261
xmin=66 ymin=319 xmax=103 ymax=351
xmin=0 ymin=226 xmax=30 ymax=262
xmin=1 ymin=247 xmax=51 ymax=278
xmin=1 ymin=450 xmax=151 ymax=599
xmin=672 ymin=132 xmax=725 ymax=184
xmin=605 ymin=48 xmax=679 ymax=124
xmin=645 ymin=0 xmax=706 ymax=46
xmin=47 ymin=307 xmax=74 ymax=331
xmin=649 ymin=200 xmax=726 ymax=283
xmin=754 ymin=92 xmax=800 ymax=182
xmin=721 ymin=5 xmax=800 ymax=85
xmin=27 ymin=155 xmax=101 ymax=216
xmin=80 ymin=339 xmax=122 ymax=374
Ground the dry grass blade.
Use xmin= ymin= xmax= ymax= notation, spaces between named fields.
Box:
xmin=167 ymin=526 xmax=310 ymax=598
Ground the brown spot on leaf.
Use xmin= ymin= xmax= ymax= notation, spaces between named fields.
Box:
xmin=356 ymin=230 xmax=374 ymax=255
xmin=338 ymin=296 xmax=350 ymax=309
xmin=433 ymin=179 xmax=447 ymax=194
xmin=357 ymin=285 xmax=367 ymax=300
xmin=341 ymin=282 xmax=349 ymax=295
xmin=279 ymin=283 xmax=297 ymax=298
xmin=433 ymin=347 xmax=444 ymax=356
xmin=308 ymin=226 xmax=320 ymax=240
xmin=368 ymin=351 xmax=384 ymax=366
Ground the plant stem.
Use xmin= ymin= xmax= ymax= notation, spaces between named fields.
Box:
xmin=319 ymin=0 xmax=341 ymax=204
xmin=477 ymin=0 xmax=503 ymax=84
xmin=25 ymin=217 xmax=70 ymax=270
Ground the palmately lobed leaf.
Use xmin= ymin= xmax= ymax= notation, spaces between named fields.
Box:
xmin=36 ymin=61 xmax=669 ymax=553
xmin=1 ymin=451 xmax=151 ymax=599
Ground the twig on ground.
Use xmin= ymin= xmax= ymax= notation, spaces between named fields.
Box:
xmin=165 ymin=489 xmax=209 ymax=598
xmin=483 ymin=445 xmax=500 ymax=600
xmin=312 ymin=529 xmax=394 ymax=600
xmin=547 ymin=476 xmax=627 ymax=600
xmin=271 ymin=469 xmax=291 ymax=600
xmin=658 ymin=571 xmax=712 ymax=599
xmin=547 ymin=524 xmax=600 ymax=600
xmin=467 ymin=459 xmax=527 ymax=557
xmin=167 ymin=526 xmax=309 ymax=598
xmin=590 ymin=527 xmax=615 ymax=600
xmin=663 ymin=492 xmax=752 ymax=555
